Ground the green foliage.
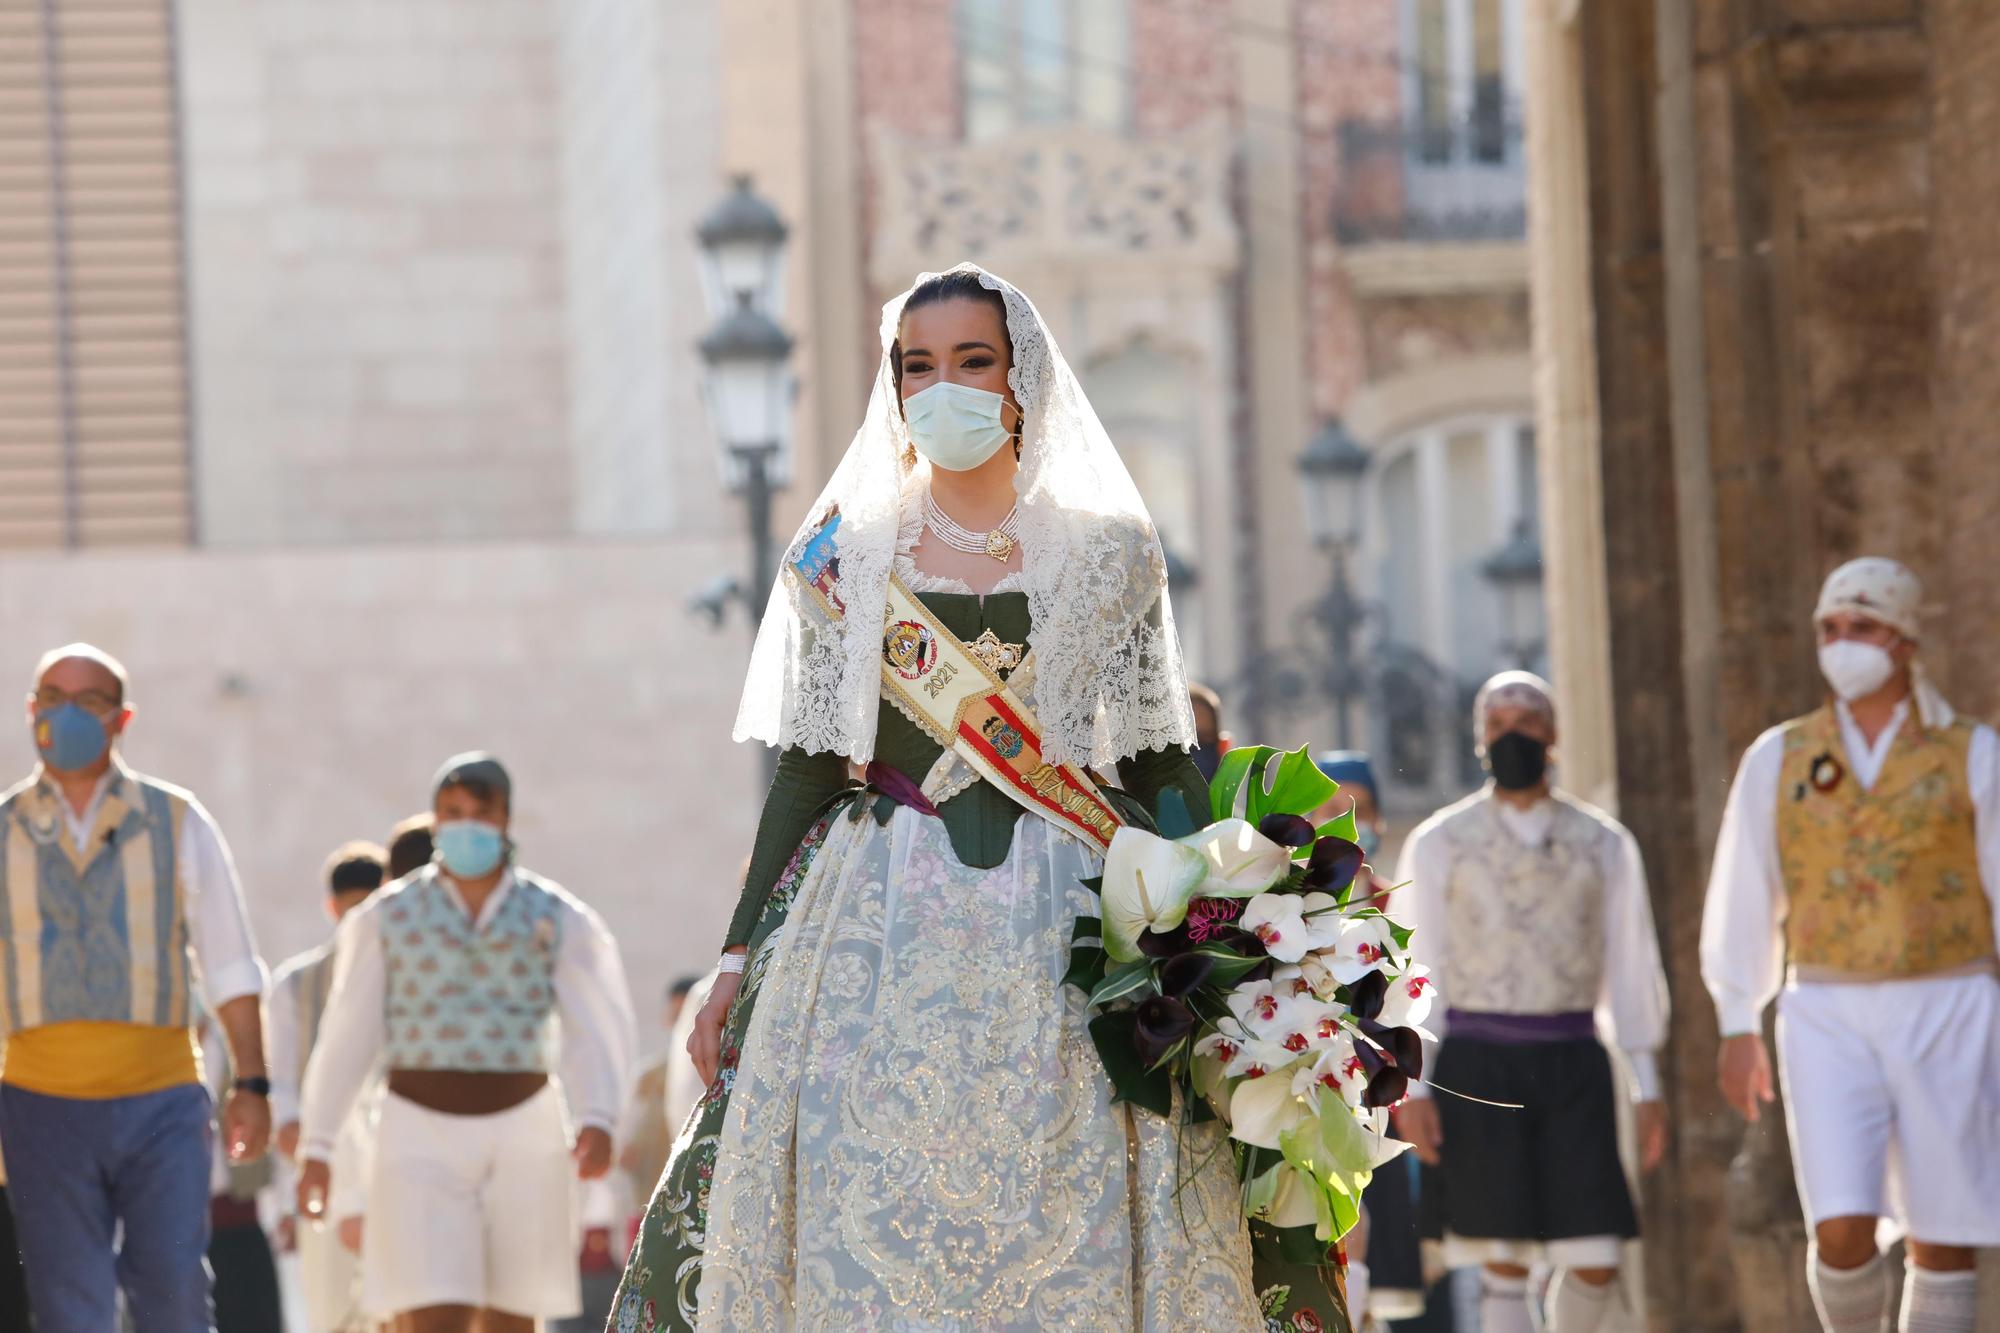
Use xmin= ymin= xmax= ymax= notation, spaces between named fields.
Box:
xmin=1087 ymin=1009 xmax=1174 ymax=1117
xmin=1210 ymin=745 xmax=1342 ymax=827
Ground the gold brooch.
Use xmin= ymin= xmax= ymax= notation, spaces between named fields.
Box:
xmin=968 ymin=630 xmax=1026 ymax=675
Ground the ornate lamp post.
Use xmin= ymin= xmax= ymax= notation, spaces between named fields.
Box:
xmin=1481 ymin=518 xmax=1545 ymax=669
xmin=1297 ymin=418 xmax=1372 ymax=748
xmin=695 ymin=177 xmax=794 ymax=626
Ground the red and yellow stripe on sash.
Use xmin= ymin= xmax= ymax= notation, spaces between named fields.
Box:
xmin=787 ymin=518 xmax=1119 ymax=852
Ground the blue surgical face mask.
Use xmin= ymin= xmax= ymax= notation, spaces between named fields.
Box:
xmin=1356 ymin=827 xmax=1382 ymax=862
xmin=33 ymin=704 xmax=112 ymax=773
xmin=904 ymin=381 xmax=1014 ymax=472
xmin=435 ymin=820 xmax=507 ymax=879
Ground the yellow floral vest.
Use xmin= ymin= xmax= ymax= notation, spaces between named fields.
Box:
xmin=1777 ymin=707 xmax=1996 ymax=976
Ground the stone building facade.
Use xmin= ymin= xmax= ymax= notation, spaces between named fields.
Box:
xmin=1529 ymin=1 xmax=2000 ymax=1327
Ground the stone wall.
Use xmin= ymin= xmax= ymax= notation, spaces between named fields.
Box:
xmin=178 ymin=0 xmax=575 ymax=546
xmin=0 ymin=540 xmax=761 ymax=1006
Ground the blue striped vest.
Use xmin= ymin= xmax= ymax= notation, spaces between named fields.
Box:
xmin=379 ymin=865 xmax=564 ymax=1072
xmin=0 ymin=767 xmax=192 ymax=1033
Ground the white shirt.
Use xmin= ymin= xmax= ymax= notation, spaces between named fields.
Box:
xmin=1394 ymin=792 xmax=1670 ymax=1102
xmin=33 ymin=762 xmax=265 ymax=1011
xmin=298 ymin=867 xmax=636 ymax=1161
xmin=1699 ymin=701 xmax=2000 ymax=1036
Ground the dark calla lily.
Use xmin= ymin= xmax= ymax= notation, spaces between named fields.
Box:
xmin=1303 ymin=835 xmax=1365 ymax=897
xmin=1133 ymin=994 xmax=1198 ymax=1067
xmin=1343 ymin=969 xmax=1388 ymax=1021
xmin=1159 ymin=951 xmax=1217 ymax=999
xmin=1136 ymin=922 xmax=1196 ymax=959
xmin=1258 ymin=812 xmax=1318 ymax=849
xmin=1356 ymin=1017 xmax=1425 ymax=1081
xmin=1362 ymin=1066 xmax=1409 ymax=1108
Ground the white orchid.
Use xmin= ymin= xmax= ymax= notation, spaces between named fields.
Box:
xmin=1377 ymin=963 xmax=1438 ymax=1031
xmin=1226 ymin=976 xmax=1312 ymax=1042
xmin=1239 ymin=892 xmax=1312 ymax=963
xmin=1098 ymin=826 xmax=1209 ymax=963
xmin=1322 ymin=914 xmax=1398 ymax=984
xmin=1290 ymin=1034 xmax=1368 ymax=1111
xmin=1178 ymin=817 xmax=1294 ymax=898
xmin=1299 ymin=891 xmax=1346 ymax=950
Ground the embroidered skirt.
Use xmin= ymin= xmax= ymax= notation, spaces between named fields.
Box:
xmin=609 ymin=805 xmax=1350 ymax=1333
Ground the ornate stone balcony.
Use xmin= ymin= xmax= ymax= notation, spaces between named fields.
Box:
xmin=870 ymin=121 xmax=1238 ymax=287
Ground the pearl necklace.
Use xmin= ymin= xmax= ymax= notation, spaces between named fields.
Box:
xmin=924 ymin=489 xmax=1020 ymax=563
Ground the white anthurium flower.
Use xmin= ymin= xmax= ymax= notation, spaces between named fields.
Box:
xmin=1324 ymin=914 xmax=1398 ymax=984
xmin=1377 ymin=964 xmax=1438 ymax=1031
xmin=1240 ymin=892 xmax=1312 ymax=964
xmin=1098 ymin=826 xmax=1209 ymax=963
xmin=1245 ymin=1161 xmax=1322 ymax=1231
xmin=1178 ymin=818 xmax=1293 ymax=898
xmin=1229 ymin=1062 xmax=1314 ymax=1149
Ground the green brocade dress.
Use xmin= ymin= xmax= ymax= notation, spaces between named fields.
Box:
xmin=609 ymin=590 xmax=1349 ymax=1333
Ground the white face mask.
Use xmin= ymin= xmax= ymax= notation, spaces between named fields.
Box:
xmin=1818 ymin=639 xmax=1897 ymax=701
xmin=904 ymin=381 xmax=1013 ymax=472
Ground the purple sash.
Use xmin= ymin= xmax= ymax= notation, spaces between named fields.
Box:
xmin=1444 ymin=1008 xmax=1596 ymax=1044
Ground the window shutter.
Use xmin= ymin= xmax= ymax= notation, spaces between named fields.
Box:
xmin=0 ymin=0 xmax=193 ymax=550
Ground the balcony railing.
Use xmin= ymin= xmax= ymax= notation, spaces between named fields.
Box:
xmin=1333 ymin=113 xmax=1527 ymax=246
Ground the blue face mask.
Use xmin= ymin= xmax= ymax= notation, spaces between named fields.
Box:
xmin=904 ymin=381 xmax=1014 ymax=472
xmin=1356 ymin=827 xmax=1382 ymax=862
xmin=33 ymin=704 xmax=112 ymax=773
xmin=435 ymin=820 xmax=507 ymax=879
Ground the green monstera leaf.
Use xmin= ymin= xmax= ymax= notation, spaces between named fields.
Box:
xmin=1210 ymin=745 xmax=1342 ymax=829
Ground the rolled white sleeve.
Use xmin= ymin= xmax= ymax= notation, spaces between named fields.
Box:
xmin=266 ymin=964 xmax=303 ymax=1126
xmin=178 ymin=801 xmax=266 ymax=1009
xmin=1598 ymin=824 xmax=1669 ymax=1101
xmin=299 ymin=907 xmax=386 ymax=1163
xmin=1699 ymin=727 xmax=1789 ymax=1037
xmin=1391 ymin=820 xmax=1451 ymax=1099
xmin=554 ymin=901 xmax=637 ymax=1138
xmin=1968 ymin=725 xmax=2000 ymax=952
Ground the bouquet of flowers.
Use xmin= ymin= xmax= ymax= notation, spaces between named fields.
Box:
xmin=1069 ymin=745 xmax=1434 ymax=1248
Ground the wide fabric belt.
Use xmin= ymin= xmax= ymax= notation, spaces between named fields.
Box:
xmin=788 ymin=515 xmax=1121 ymax=853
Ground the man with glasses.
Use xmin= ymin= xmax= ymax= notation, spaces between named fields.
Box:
xmin=1702 ymin=558 xmax=2000 ymax=1333
xmin=0 ymin=643 xmax=269 ymax=1331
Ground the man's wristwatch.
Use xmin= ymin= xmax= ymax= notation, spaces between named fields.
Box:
xmin=233 ymin=1076 xmax=272 ymax=1097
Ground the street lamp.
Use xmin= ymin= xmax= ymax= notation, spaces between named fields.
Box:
xmin=1481 ymin=518 xmax=1545 ymax=668
xmin=1298 ymin=417 xmax=1371 ymax=552
xmin=695 ymin=178 xmax=794 ymax=785
xmin=1296 ymin=419 xmax=1372 ymax=747
xmin=696 ymin=175 xmax=789 ymax=319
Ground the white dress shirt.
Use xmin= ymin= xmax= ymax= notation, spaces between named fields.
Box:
xmin=1395 ymin=792 xmax=1670 ymax=1102
xmin=41 ymin=762 xmax=265 ymax=1011
xmin=298 ymin=867 xmax=636 ymax=1161
xmin=1699 ymin=700 xmax=2000 ymax=1036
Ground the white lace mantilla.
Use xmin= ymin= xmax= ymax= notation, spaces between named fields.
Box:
xmin=732 ymin=264 xmax=1197 ymax=770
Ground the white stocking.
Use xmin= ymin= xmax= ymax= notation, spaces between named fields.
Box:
xmin=1479 ymin=1271 xmax=1536 ymax=1333
xmin=1547 ymin=1269 xmax=1614 ymax=1333
xmin=1808 ymin=1248 xmax=1889 ymax=1333
xmin=1898 ymin=1264 xmax=1978 ymax=1333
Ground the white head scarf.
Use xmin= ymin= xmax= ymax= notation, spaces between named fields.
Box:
xmin=1471 ymin=670 xmax=1555 ymax=747
xmin=732 ymin=263 xmax=1196 ymax=768
xmin=1813 ymin=556 xmax=1953 ymax=728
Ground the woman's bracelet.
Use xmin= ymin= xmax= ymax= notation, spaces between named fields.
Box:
xmin=717 ymin=951 xmax=747 ymax=976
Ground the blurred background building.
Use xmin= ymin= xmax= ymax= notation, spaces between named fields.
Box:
xmin=0 ymin=0 xmax=1545 ymax=982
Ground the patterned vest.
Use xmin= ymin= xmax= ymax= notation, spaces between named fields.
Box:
xmin=280 ymin=941 xmax=339 ymax=1086
xmin=379 ymin=866 xmax=565 ymax=1073
xmin=0 ymin=767 xmax=192 ymax=1034
xmin=1435 ymin=790 xmax=1613 ymax=1014
xmin=1776 ymin=707 xmax=1995 ymax=976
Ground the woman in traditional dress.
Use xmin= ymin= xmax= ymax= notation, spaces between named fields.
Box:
xmin=609 ymin=266 xmax=1343 ymax=1333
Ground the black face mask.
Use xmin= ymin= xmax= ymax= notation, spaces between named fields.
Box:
xmin=1486 ymin=731 xmax=1549 ymax=791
